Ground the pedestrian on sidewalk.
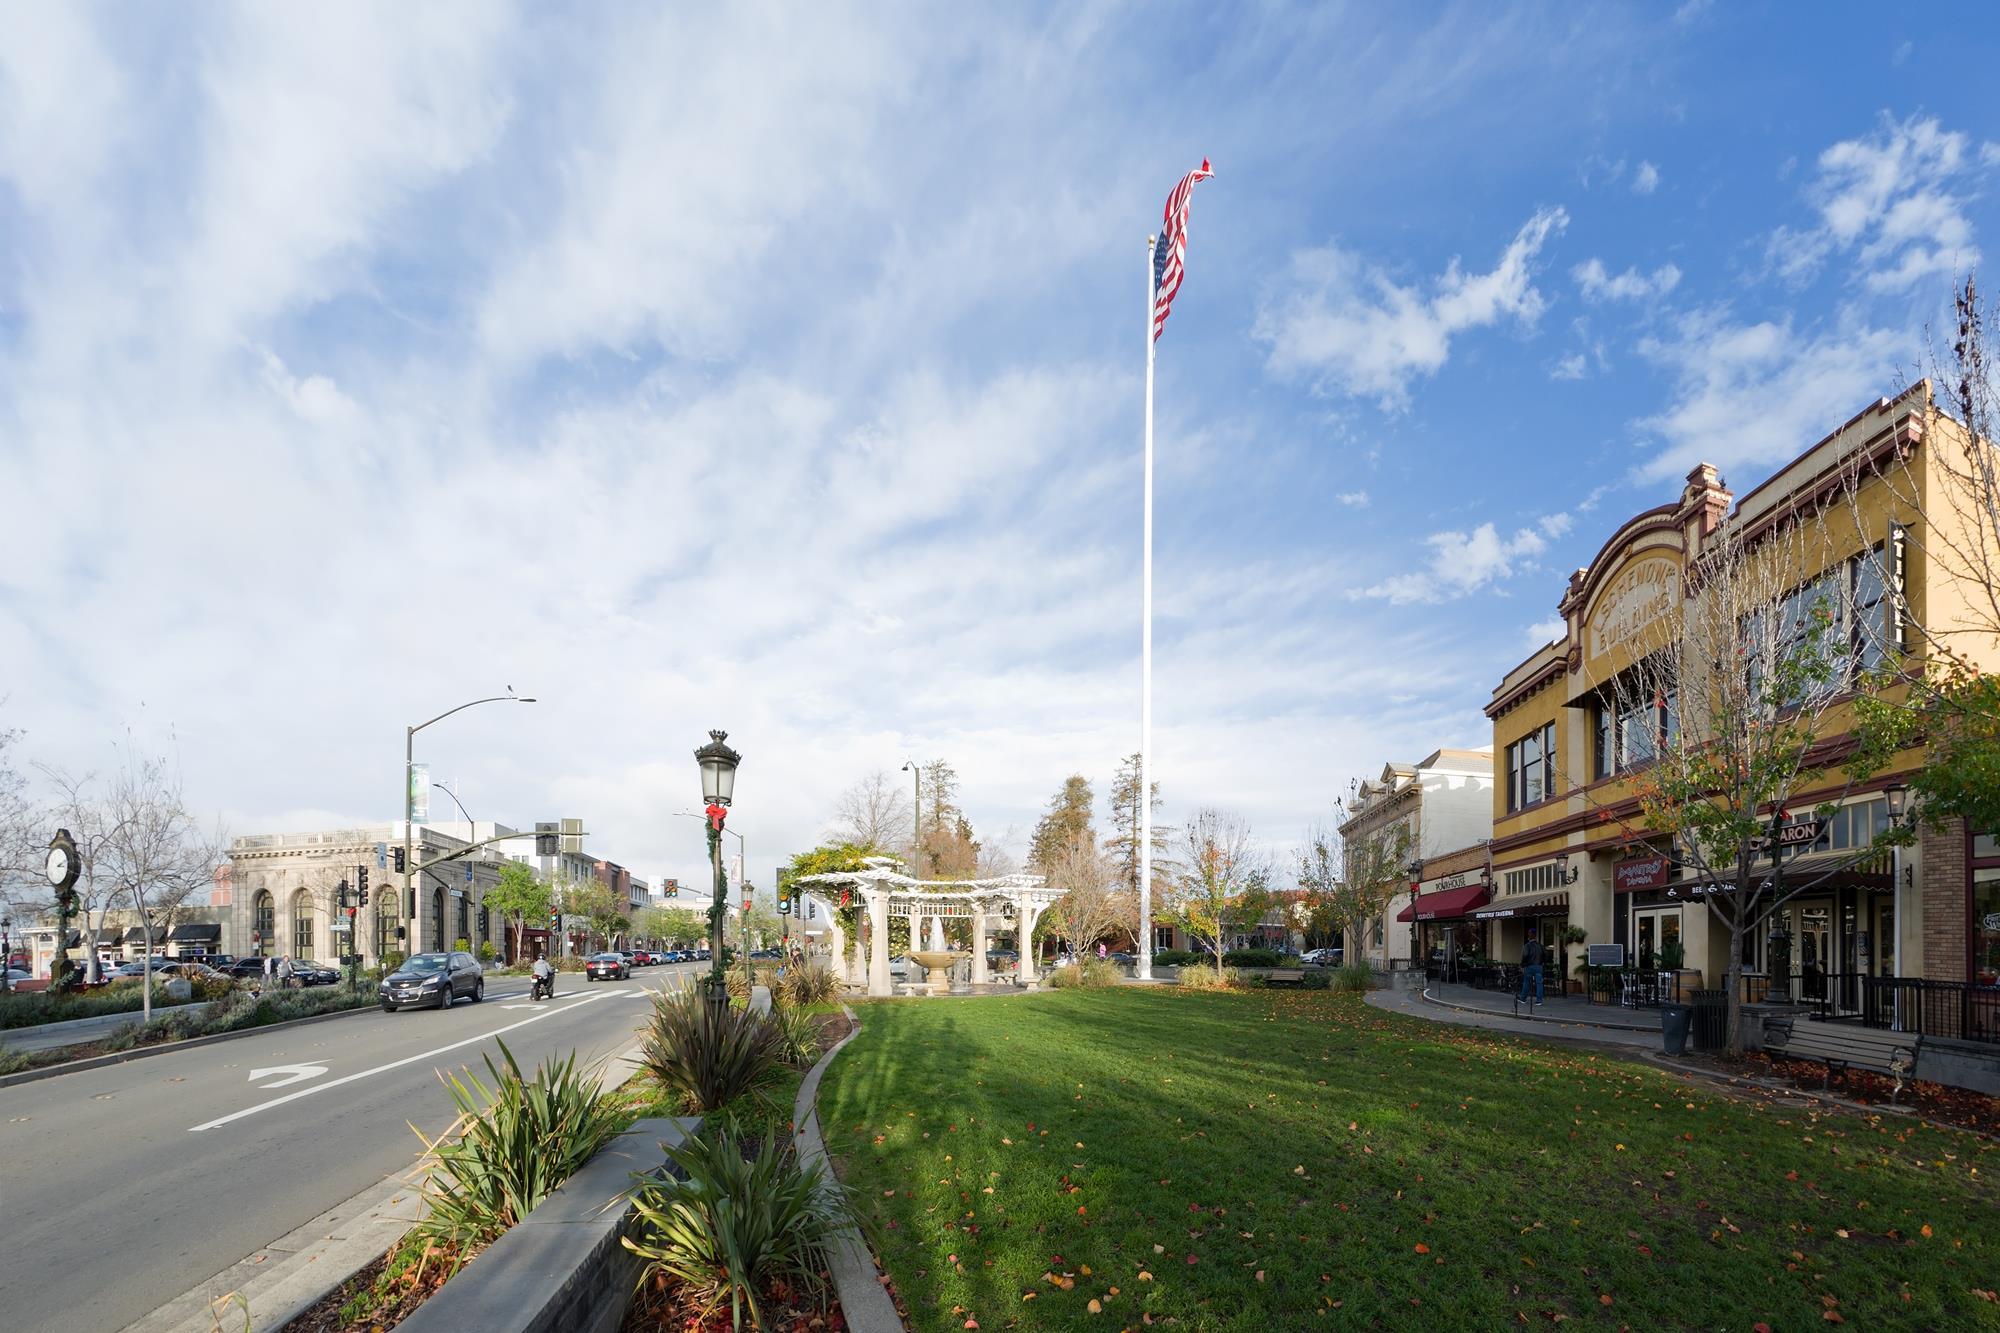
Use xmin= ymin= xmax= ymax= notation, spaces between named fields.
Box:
xmin=1518 ymin=929 xmax=1545 ymax=1006
xmin=276 ymin=954 xmax=296 ymax=990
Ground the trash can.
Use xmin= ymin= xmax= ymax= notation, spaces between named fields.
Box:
xmin=1661 ymin=1002 xmax=1693 ymax=1056
xmin=1690 ymin=989 xmax=1727 ymax=1052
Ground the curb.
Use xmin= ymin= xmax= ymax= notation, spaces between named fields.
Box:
xmin=794 ymin=1005 xmax=905 ymax=1333
xmin=1419 ymin=987 xmax=1659 ymax=1033
xmin=126 ymin=1036 xmax=650 ymax=1333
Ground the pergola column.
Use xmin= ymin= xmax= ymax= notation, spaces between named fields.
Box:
xmin=971 ymin=910 xmax=989 ymax=984
xmin=825 ymin=915 xmax=849 ymax=985
xmin=866 ymin=891 xmax=890 ymax=998
xmin=1018 ymin=903 xmax=1041 ymax=985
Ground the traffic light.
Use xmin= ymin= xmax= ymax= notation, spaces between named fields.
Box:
xmin=392 ymin=846 xmax=407 ymax=874
xmin=535 ymin=822 xmax=558 ymax=855
xmin=357 ymin=866 xmax=369 ymax=901
xmin=778 ymin=890 xmax=792 ymax=916
xmin=549 ymin=907 xmax=560 ymax=928
xmin=359 ymin=884 xmax=370 ymax=909
xmin=337 ymin=878 xmax=350 ymax=909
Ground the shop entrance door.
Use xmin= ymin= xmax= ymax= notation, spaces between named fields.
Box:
xmin=1634 ymin=908 xmax=1681 ymax=972
xmin=1798 ymin=905 xmax=1831 ymax=1001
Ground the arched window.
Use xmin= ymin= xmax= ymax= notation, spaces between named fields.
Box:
xmin=430 ymin=888 xmax=446 ymax=953
xmin=253 ymin=890 xmax=275 ymax=955
xmin=291 ymin=889 xmax=315 ymax=958
xmin=456 ymin=896 xmax=469 ymax=948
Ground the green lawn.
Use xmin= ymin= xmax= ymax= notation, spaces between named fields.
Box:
xmin=817 ymin=988 xmax=1999 ymax=1332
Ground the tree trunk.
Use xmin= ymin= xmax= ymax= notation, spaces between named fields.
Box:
xmin=1723 ymin=917 xmax=1746 ymax=1057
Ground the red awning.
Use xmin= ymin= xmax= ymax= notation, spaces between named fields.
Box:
xmin=1396 ymin=884 xmax=1492 ymax=923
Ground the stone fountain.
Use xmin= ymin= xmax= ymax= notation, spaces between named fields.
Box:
xmin=909 ymin=950 xmax=967 ymax=995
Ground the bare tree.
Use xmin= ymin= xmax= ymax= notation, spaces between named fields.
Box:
xmin=1600 ymin=494 xmax=1911 ymax=1054
xmin=974 ymin=826 xmax=1021 ymax=879
xmin=40 ymin=753 xmax=224 ymax=1010
xmin=1295 ymin=816 xmax=1412 ymax=960
xmin=1042 ymin=832 xmax=1131 ymax=954
xmin=826 ymin=770 xmax=914 ymax=852
xmin=1165 ymin=808 xmax=1270 ymax=980
xmin=0 ymin=713 xmax=43 ymax=923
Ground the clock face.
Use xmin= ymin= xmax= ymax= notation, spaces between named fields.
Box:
xmin=46 ymin=846 xmax=71 ymax=887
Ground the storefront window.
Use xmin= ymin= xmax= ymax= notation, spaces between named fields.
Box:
xmin=1974 ymin=869 xmax=2000 ymax=988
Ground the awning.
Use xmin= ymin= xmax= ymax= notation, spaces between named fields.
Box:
xmin=123 ymin=926 xmax=167 ymax=944
xmin=1396 ymin=884 xmax=1492 ymax=922
xmin=170 ymin=923 xmax=222 ymax=942
xmin=1473 ymin=891 xmax=1571 ymax=920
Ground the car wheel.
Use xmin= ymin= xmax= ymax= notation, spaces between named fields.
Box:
xmin=440 ymin=984 xmax=452 ymax=1010
xmin=471 ymin=979 xmax=484 ymax=1003
xmin=380 ymin=1002 xmax=394 ymax=1013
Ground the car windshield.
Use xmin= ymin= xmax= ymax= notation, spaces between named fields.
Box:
xmin=401 ymin=954 xmax=448 ymax=974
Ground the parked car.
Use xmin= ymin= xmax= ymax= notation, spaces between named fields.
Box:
xmin=298 ymin=960 xmax=343 ymax=986
xmin=629 ymin=950 xmax=654 ymax=966
xmin=1301 ymin=947 xmax=1344 ymax=967
xmin=887 ymin=955 xmax=915 ymax=981
xmin=1107 ymin=951 xmax=1136 ymax=966
xmin=378 ymin=951 xmax=484 ymax=1010
xmin=3 ymin=967 xmax=32 ymax=985
xmin=986 ymin=949 xmax=1019 ymax=969
xmin=585 ymin=952 xmax=630 ymax=981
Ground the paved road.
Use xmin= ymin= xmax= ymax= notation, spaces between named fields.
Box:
xmin=0 ymin=963 xmax=696 ymax=1333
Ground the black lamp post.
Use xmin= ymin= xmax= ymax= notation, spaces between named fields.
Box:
xmin=695 ymin=729 xmax=741 ymax=1016
xmin=1 ymin=915 xmax=11 ymax=994
xmin=1404 ymin=857 xmax=1424 ymax=967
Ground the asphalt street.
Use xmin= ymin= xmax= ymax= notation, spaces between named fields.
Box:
xmin=0 ymin=962 xmax=695 ymax=1333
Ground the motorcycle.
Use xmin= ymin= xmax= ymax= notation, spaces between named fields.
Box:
xmin=531 ymin=971 xmax=555 ymax=1002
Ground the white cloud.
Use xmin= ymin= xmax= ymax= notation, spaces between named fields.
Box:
xmin=1336 ymin=490 xmax=1371 ymax=507
xmin=1767 ymin=114 xmax=1986 ymax=292
xmin=1526 ymin=616 xmax=1567 ymax=646
xmin=1538 ymin=512 xmax=1574 ymax=538
xmin=1572 ymin=257 xmax=1681 ymax=301
xmin=1256 ymin=207 xmax=1569 ymax=411
xmin=1633 ymin=306 xmax=1903 ymax=482
xmin=1550 ymin=352 xmax=1588 ymax=381
xmin=1633 ymin=160 xmax=1661 ymax=194
xmin=1360 ymin=522 xmax=1547 ymax=604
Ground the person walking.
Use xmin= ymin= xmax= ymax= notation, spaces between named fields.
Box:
xmin=1518 ymin=928 xmax=1545 ymax=1007
xmin=276 ymin=954 xmax=296 ymax=991
xmin=261 ymin=954 xmax=275 ymax=992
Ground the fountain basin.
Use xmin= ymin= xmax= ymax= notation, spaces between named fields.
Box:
xmin=910 ymin=950 xmax=968 ymax=994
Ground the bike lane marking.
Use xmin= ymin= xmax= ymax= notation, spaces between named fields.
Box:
xmin=188 ymin=991 xmax=614 ymax=1133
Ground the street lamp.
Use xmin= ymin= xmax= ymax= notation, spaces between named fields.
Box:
xmin=1884 ymin=783 xmax=1911 ymax=1008
xmin=405 ymin=691 xmax=534 ymax=956
xmin=694 ymin=730 xmax=741 ymax=1015
xmin=901 ymin=759 xmax=922 ymax=878
xmin=677 ymin=808 xmax=749 ymax=983
xmin=1553 ymin=851 xmax=1581 ymax=885
xmin=1404 ymin=856 xmax=1424 ymax=968
xmin=1 ymin=915 xmax=11 ymax=994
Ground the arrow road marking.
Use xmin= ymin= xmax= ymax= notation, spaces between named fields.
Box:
xmin=248 ymin=1063 xmax=328 ymax=1089
xmin=189 ymin=991 xmax=613 ymax=1133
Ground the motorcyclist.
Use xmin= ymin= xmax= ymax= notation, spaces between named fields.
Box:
xmin=530 ymin=953 xmax=554 ymax=1000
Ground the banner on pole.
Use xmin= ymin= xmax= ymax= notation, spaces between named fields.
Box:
xmin=409 ymin=765 xmax=430 ymax=824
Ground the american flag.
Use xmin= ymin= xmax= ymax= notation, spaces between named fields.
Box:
xmin=1152 ymin=158 xmax=1213 ymax=342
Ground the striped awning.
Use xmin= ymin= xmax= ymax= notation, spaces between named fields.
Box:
xmin=1473 ymin=891 xmax=1571 ymax=920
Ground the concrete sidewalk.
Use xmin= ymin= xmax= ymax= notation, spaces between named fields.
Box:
xmin=1366 ymin=984 xmax=1662 ymax=1052
xmin=1421 ymin=982 xmax=1661 ymax=1032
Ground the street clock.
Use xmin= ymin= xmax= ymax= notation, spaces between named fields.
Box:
xmin=46 ymin=828 xmax=81 ymax=897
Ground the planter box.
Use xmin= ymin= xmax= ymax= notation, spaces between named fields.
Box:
xmin=397 ymin=1115 xmax=701 ymax=1333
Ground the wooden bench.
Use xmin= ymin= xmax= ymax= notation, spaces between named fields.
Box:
xmin=1764 ymin=1017 xmax=1921 ymax=1104
xmin=1263 ymin=969 xmax=1305 ymax=987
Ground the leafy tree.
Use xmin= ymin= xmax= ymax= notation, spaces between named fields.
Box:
xmin=1028 ymin=775 xmax=1094 ymax=874
xmin=1165 ymin=808 xmax=1269 ymax=980
xmin=486 ymin=861 xmax=552 ymax=963
xmin=637 ymin=905 xmax=708 ymax=948
xmin=559 ymin=879 xmax=623 ymax=952
xmin=1321 ymin=820 xmax=1413 ymax=959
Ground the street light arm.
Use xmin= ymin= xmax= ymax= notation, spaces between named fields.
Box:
xmin=409 ymin=694 xmax=536 ymax=737
xmin=432 ymin=783 xmax=474 ymax=825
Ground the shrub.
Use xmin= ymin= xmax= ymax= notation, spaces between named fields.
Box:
xmin=554 ymin=954 xmax=588 ymax=972
xmin=1175 ymin=965 xmax=1242 ymax=991
xmin=1331 ymin=964 xmax=1374 ymax=993
xmin=477 ymin=940 xmax=496 ymax=963
xmin=1051 ymin=958 xmax=1120 ymax=989
xmin=772 ymin=1005 xmax=824 ymax=1069
xmin=640 ymin=989 xmax=787 ymax=1114
xmin=1222 ymin=948 xmax=1288 ymax=968
xmin=1299 ymin=968 xmax=1332 ymax=990
xmin=727 ymin=963 xmax=780 ymax=1001
xmin=1151 ymin=948 xmax=1204 ymax=968
xmin=376 ymin=951 xmax=407 ymax=979
xmin=624 ymin=1131 xmax=846 ymax=1331
xmin=776 ymin=960 xmax=840 ymax=1007
xmin=410 ymin=1040 xmax=624 ymax=1271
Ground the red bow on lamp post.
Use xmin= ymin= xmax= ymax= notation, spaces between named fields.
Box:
xmin=705 ymin=803 xmax=728 ymax=831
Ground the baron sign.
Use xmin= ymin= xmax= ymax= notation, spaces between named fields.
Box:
xmin=1613 ymin=855 xmax=1670 ymax=893
xmin=1750 ymin=818 xmax=1828 ymax=853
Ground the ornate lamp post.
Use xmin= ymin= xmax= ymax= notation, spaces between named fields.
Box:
xmin=1404 ymin=856 xmax=1424 ymax=968
xmin=695 ymin=729 xmax=741 ymax=1016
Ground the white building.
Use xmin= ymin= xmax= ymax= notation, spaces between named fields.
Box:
xmin=1336 ymin=747 xmax=1494 ymax=969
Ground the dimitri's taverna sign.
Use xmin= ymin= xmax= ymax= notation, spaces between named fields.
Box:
xmin=1588 ymin=557 xmax=1678 ymax=657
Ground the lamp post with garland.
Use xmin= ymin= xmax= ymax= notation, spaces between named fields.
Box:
xmin=694 ymin=730 xmax=741 ymax=1017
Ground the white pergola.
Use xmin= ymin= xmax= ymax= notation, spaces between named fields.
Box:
xmin=794 ymin=857 xmax=1066 ymax=996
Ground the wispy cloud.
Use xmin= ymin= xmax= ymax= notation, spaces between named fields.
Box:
xmin=1257 ymin=208 xmax=1569 ymax=410
xmin=1573 ymin=258 xmax=1681 ymax=301
xmin=1359 ymin=521 xmax=1549 ymax=604
xmin=1633 ymin=160 xmax=1661 ymax=194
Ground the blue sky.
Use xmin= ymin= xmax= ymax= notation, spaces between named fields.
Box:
xmin=3 ymin=2 xmax=1998 ymax=893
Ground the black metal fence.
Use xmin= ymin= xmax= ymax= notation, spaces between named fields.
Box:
xmin=1810 ymin=974 xmax=2000 ymax=1046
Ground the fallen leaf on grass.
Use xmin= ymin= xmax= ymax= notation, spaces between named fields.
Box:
xmin=1414 ymin=1244 xmax=1429 ymax=1255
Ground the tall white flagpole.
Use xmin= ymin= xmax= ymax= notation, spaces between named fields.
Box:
xmin=1138 ymin=234 xmax=1157 ymax=983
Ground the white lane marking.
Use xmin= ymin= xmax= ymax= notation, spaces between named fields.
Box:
xmin=247 ymin=1063 xmax=328 ymax=1088
xmin=189 ymin=992 xmax=614 ymax=1133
